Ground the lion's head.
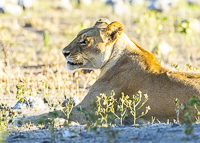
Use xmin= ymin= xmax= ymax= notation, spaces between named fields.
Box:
xmin=62 ymin=18 xmax=124 ymax=71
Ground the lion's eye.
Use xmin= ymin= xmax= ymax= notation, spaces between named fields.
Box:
xmin=80 ymin=40 xmax=87 ymax=45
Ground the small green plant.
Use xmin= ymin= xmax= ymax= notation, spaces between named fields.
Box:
xmin=38 ymin=110 xmax=60 ymax=143
xmin=171 ymin=63 xmax=179 ymax=71
xmin=115 ymin=93 xmax=129 ymax=125
xmin=127 ymin=91 xmax=151 ymax=125
xmin=174 ymin=98 xmax=180 ymax=123
xmin=39 ymin=81 xmax=48 ymax=99
xmin=47 ymin=110 xmax=59 ymax=143
xmin=16 ymin=80 xmax=32 ymax=108
xmin=60 ymin=97 xmax=74 ymax=125
xmin=95 ymin=90 xmax=116 ymax=126
xmin=77 ymin=90 xmax=149 ymax=141
xmin=186 ymin=63 xmax=199 ymax=72
xmin=95 ymin=90 xmax=150 ymax=125
xmin=182 ymin=96 xmax=200 ymax=135
xmin=174 ymin=96 xmax=200 ymax=135
xmin=0 ymin=104 xmax=15 ymax=142
xmin=77 ymin=98 xmax=119 ymax=142
xmin=95 ymin=91 xmax=129 ymax=126
xmin=77 ymin=100 xmax=100 ymax=142
xmin=103 ymin=126 xmax=119 ymax=142
xmin=43 ymin=30 xmax=50 ymax=47
xmin=0 ymin=104 xmax=14 ymax=127
xmin=38 ymin=110 xmax=60 ymax=126
xmin=77 ymin=99 xmax=100 ymax=128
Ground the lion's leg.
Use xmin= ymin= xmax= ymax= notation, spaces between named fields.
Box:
xmin=69 ymin=90 xmax=100 ymax=124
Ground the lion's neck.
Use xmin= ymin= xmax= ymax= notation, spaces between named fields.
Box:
xmin=99 ymin=33 xmax=138 ymax=78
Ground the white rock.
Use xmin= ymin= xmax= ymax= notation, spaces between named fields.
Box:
xmin=24 ymin=0 xmax=33 ymax=8
xmin=189 ymin=19 xmax=200 ymax=33
xmin=82 ymin=0 xmax=92 ymax=5
xmin=12 ymin=117 xmax=23 ymax=127
xmin=55 ymin=0 xmax=72 ymax=11
xmin=4 ymin=3 xmax=23 ymax=16
xmin=62 ymin=130 xmax=71 ymax=138
xmin=158 ymin=41 xmax=173 ymax=56
xmin=112 ymin=0 xmax=130 ymax=16
xmin=62 ymin=130 xmax=77 ymax=138
xmin=0 ymin=0 xmax=5 ymax=7
xmin=70 ymin=121 xmax=80 ymax=126
xmin=54 ymin=118 xmax=66 ymax=127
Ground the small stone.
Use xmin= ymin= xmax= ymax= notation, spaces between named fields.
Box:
xmin=171 ymin=123 xmax=180 ymax=128
xmin=70 ymin=121 xmax=80 ymax=126
xmin=62 ymin=130 xmax=77 ymax=138
xmin=40 ymin=139 xmax=51 ymax=143
xmin=79 ymin=132 xmax=93 ymax=138
xmin=54 ymin=0 xmax=72 ymax=11
xmin=62 ymin=130 xmax=71 ymax=138
xmin=54 ymin=118 xmax=66 ymax=127
xmin=9 ymin=134 xmax=27 ymax=141
xmin=132 ymin=124 xmax=140 ymax=128
xmin=12 ymin=117 xmax=24 ymax=127
xmin=13 ymin=96 xmax=45 ymax=110
xmin=131 ymin=135 xmax=138 ymax=139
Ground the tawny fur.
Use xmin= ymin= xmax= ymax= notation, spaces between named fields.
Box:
xmin=63 ymin=18 xmax=200 ymax=124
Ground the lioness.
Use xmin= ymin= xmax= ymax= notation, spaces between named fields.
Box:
xmin=62 ymin=18 xmax=200 ymax=124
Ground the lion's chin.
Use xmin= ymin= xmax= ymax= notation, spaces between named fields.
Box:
xmin=65 ymin=62 xmax=83 ymax=71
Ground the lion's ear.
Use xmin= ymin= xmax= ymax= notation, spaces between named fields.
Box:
xmin=94 ymin=18 xmax=111 ymax=28
xmin=101 ymin=21 xmax=124 ymax=42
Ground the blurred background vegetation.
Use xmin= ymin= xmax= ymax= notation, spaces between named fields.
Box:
xmin=1 ymin=0 xmax=200 ymax=69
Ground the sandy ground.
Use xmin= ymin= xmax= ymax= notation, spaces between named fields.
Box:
xmin=4 ymin=122 xmax=200 ymax=143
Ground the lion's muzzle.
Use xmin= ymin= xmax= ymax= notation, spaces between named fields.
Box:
xmin=62 ymin=50 xmax=70 ymax=58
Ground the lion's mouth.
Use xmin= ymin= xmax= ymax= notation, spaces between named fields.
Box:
xmin=67 ymin=61 xmax=83 ymax=66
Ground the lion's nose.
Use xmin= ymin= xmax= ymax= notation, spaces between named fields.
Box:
xmin=62 ymin=50 xmax=70 ymax=58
